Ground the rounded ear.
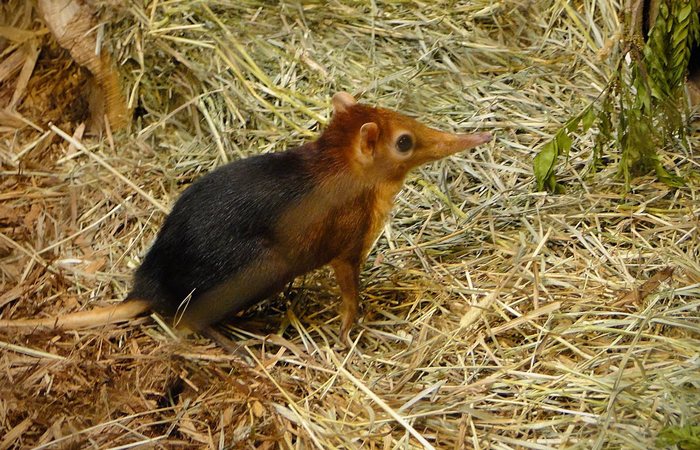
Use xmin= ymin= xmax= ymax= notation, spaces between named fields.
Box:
xmin=359 ymin=122 xmax=379 ymax=162
xmin=332 ymin=92 xmax=357 ymax=114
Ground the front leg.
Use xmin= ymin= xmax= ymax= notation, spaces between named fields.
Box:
xmin=331 ymin=258 xmax=361 ymax=345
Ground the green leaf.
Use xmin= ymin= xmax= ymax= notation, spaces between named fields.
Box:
xmin=653 ymin=34 xmax=669 ymax=60
xmin=673 ymin=26 xmax=689 ymax=49
xmin=556 ymin=130 xmax=573 ymax=157
xmin=655 ymin=162 xmax=686 ymax=188
xmin=649 ymin=79 xmax=666 ymax=100
xmin=581 ymin=107 xmax=596 ymax=132
xmin=678 ymin=3 xmax=693 ymax=22
xmin=533 ymin=140 xmax=558 ymax=191
xmin=565 ymin=116 xmax=581 ymax=133
xmin=636 ymin=81 xmax=653 ymax=110
xmin=672 ymin=45 xmax=689 ymax=64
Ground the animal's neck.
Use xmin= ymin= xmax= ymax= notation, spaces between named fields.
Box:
xmin=286 ymin=141 xmax=405 ymax=253
xmin=305 ymin=140 xmax=406 ymax=231
xmin=272 ymin=147 xmax=405 ymax=274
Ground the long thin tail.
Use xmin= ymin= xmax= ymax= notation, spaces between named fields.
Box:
xmin=0 ymin=299 xmax=151 ymax=330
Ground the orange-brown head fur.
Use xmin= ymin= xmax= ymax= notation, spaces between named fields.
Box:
xmin=278 ymin=92 xmax=492 ymax=273
xmin=315 ymin=92 xmax=492 ymax=185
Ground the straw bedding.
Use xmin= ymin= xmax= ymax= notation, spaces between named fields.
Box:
xmin=0 ymin=1 xmax=698 ymax=448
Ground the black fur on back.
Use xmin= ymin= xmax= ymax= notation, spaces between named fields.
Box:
xmin=127 ymin=144 xmax=316 ymax=317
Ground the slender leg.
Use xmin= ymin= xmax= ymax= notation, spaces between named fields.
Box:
xmin=331 ymin=258 xmax=361 ymax=345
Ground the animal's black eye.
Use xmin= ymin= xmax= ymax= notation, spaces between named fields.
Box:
xmin=396 ymin=134 xmax=413 ymax=153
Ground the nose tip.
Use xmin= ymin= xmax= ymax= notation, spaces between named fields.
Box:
xmin=453 ymin=131 xmax=493 ymax=149
xmin=473 ymin=131 xmax=492 ymax=144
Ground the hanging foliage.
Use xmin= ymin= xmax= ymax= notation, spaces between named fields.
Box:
xmin=534 ymin=0 xmax=700 ymax=192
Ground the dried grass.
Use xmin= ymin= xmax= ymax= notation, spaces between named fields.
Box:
xmin=1 ymin=0 xmax=698 ymax=448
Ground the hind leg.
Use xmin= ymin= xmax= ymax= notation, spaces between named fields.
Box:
xmin=180 ymin=255 xmax=291 ymax=330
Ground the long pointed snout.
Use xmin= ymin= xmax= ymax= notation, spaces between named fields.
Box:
xmin=419 ymin=129 xmax=492 ymax=165
xmin=440 ymin=131 xmax=493 ymax=155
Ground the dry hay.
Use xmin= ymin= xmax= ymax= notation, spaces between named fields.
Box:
xmin=1 ymin=0 xmax=699 ymax=448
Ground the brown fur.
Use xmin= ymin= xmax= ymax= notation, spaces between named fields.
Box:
xmin=0 ymin=92 xmax=491 ymax=344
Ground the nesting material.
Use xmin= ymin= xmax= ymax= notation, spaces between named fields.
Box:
xmin=0 ymin=1 xmax=698 ymax=448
